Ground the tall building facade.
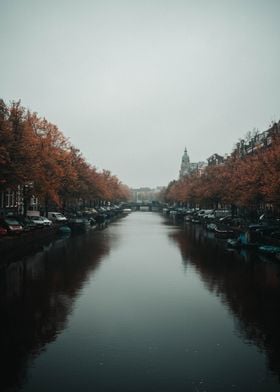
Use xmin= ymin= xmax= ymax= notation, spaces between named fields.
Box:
xmin=179 ymin=148 xmax=202 ymax=178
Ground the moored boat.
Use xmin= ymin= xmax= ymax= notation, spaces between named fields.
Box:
xmin=258 ymin=245 xmax=280 ymax=256
xmin=58 ymin=225 xmax=71 ymax=235
xmin=214 ymin=227 xmax=235 ymax=239
xmin=227 ymin=232 xmax=258 ymax=249
xmin=68 ymin=218 xmax=91 ymax=233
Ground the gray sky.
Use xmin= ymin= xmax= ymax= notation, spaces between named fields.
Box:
xmin=1 ymin=0 xmax=280 ymax=188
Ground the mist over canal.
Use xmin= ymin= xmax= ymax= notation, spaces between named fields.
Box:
xmin=1 ymin=212 xmax=280 ymax=392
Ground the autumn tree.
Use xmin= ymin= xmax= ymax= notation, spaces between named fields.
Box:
xmin=0 ymin=99 xmax=12 ymax=189
xmin=0 ymin=99 xmax=130 ymax=214
xmin=259 ymin=136 xmax=280 ymax=210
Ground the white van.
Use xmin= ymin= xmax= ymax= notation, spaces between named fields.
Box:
xmin=47 ymin=212 xmax=67 ymax=222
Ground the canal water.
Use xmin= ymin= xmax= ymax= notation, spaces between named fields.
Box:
xmin=1 ymin=212 xmax=280 ymax=392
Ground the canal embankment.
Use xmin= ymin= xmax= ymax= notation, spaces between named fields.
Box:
xmin=1 ymin=211 xmax=280 ymax=392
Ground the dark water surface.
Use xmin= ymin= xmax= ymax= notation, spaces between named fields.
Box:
xmin=1 ymin=212 xmax=280 ymax=391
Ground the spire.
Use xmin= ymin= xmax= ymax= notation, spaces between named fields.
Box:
xmin=182 ymin=148 xmax=190 ymax=163
xmin=179 ymin=147 xmax=191 ymax=178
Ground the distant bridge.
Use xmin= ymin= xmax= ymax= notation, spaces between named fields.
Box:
xmin=122 ymin=202 xmax=163 ymax=212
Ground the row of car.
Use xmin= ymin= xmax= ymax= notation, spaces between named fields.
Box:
xmin=165 ymin=207 xmax=280 ymax=246
xmin=67 ymin=205 xmax=126 ymax=225
xmin=0 ymin=215 xmax=53 ymax=236
xmin=164 ymin=207 xmax=232 ymax=223
xmin=0 ymin=206 xmax=126 ymax=237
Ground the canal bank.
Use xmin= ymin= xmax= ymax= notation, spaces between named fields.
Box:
xmin=1 ymin=212 xmax=280 ymax=392
xmin=0 ymin=209 xmax=125 ymax=265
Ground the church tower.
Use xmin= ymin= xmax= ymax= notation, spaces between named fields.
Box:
xmin=179 ymin=148 xmax=191 ymax=178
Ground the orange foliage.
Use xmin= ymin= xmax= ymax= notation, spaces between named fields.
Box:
xmin=0 ymin=99 xmax=130 ymax=209
xmin=165 ymin=135 xmax=280 ymax=210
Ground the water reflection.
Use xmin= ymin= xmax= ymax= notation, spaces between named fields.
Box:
xmin=2 ymin=214 xmax=280 ymax=392
xmin=169 ymin=222 xmax=280 ymax=382
xmin=0 ymin=230 xmax=114 ymax=392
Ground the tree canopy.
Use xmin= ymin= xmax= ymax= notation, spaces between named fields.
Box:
xmin=0 ymin=100 xmax=130 ymax=210
xmin=164 ymin=131 xmax=280 ymax=213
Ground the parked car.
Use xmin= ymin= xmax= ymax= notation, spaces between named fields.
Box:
xmin=41 ymin=216 xmax=53 ymax=226
xmin=0 ymin=218 xmax=23 ymax=235
xmin=30 ymin=216 xmax=52 ymax=227
xmin=15 ymin=216 xmax=38 ymax=231
xmin=28 ymin=216 xmax=45 ymax=228
xmin=47 ymin=212 xmax=67 ymax=223
xmin=0 ymin=226 xmax=8 ymax=236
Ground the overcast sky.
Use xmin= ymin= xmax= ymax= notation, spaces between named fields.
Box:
xmin=1 ymin=0 xmax=280 ymax=188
